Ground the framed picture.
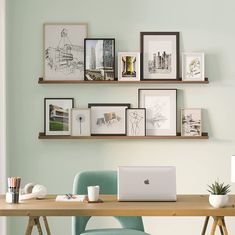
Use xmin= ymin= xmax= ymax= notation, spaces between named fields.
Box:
xmin=71 ymin=108 xmax=90 ymax=136
xmin=138 ymin=89 xmax=177 ymax=136
xmin=182 ymin=52 xmax=205 ymax=81
xmin=118 ymin=52 xmax=140 ymax=81
xmin=181 ymin=108 xmax=202 ymax=136
xmin=84 ymin=38 xmax=115 ymax=81
xmin=140 ymin=32 xmax=179 ymax=80
xmin=126 ymin=108 xmax=146 ymax=136
xmin=44 ymin=23 xmax=88 ymax=81
xmin=88 ymin=103 xmax=130 ymax=135
xmin=44 ymin=98 xmax=74 ymax=135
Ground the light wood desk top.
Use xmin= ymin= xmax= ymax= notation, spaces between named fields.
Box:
xmin=1 ymin=195 xmax=235 ymax=217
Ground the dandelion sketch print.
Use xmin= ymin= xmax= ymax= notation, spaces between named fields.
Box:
xmin=44 ymin=24 xmax=87 ymax=80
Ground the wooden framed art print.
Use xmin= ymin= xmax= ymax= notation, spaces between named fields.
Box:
xmin=44 ymin=23 xmax=88 ymax=81
xmin=88 ymin=103 xmax=130 ymax=136
xmin=181 ymin=108 xmax=202 ymax=136
xmin=182 ymin=52 xmax=205 ymax=81
xmin=71 ymin=108 xmax=90 ymax=136
xmin=140 ymin=32 xmax=179 ymax=80
xmin=44 ymin=98 xmax=74 ymax=135
xmin=126 ymin=108 xmax=146 ymax=136
xmin=85 ymin=38 xmax=115 ymax=81
xmin=138 ymin=89 xmax=177 ymax=136
xmin=118 ymin=52 xmax=140 ymax=81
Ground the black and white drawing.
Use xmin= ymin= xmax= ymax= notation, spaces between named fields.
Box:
xmin=182 ymin=53 xmax=205 ymax=81
xmin=88 ymin=103 xmax=130 ymax=135
xmin=181 ymin=108 xmax=201 ymax=136
xmin=44 ymin=24 xmax=87 ymax=80
xmin=126 ymin=109 xmax=146 ymax=136
xmin=71 ymin=109 xmax=90 ymax=136
xmin=118 ymin=52 xmax=140 ymax=81
xmin=138 ymin=89 xmax=176 ymax=136
xmin=141 ymin=32 xmax=179 ymax=80
xmin=85 ymin=39 xmax=115 ymax=81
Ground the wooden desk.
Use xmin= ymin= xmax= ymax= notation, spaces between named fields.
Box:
xmin=1 ymin=194 xmax=235 ymax=235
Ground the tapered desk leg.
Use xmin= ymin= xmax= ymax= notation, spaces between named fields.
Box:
xmin=221 ymin=217 xmax=228 ymax=235
xmin=217 ymin=217 xmax=224 ymax=235
xmin=25 ymin=217 xmax=34 ymax=235
xmin=34 ymin=217 xmax=43 ymax=235
xmin=201 ymin=216 xmax=210 ymax=235
xmin=43 ymin=216 xmax=52 ymax=235
xmin=210 ymin=217 xmax=218 ymax=235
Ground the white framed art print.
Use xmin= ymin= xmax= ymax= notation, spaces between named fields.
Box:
xmin=182 ymin=52 xmax=205 ymax=81
xmin=118 ymin=52 xmax=140 ymax=81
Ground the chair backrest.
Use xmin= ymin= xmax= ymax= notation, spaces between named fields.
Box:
xmin=72 ymin=171 xmax=145 ymax=235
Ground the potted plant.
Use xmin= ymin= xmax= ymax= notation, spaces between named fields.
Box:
xmin=207 ymin=180 xmax=231 ymax=208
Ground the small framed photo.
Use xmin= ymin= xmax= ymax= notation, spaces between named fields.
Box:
xmin=182 ymin=53 xmax=205 ymax=81
xmin=44 ymin=98 xmax=74 ymax=135
xmin=88 ymin=103 xmax=130 ymax=136
xmin=126 ymin=108 xmax=146 ymax=136
xmin=118 ymin=52 xmax=140 ymax=81
xmin=71 ymin=108 xmax=90 ymax=136
xmin=140 ymin=32 xmax=179 ymax=80
xmin=138 ymin=89 xmax=177 ymax=136
xmin=84 ymin=38 xmax=115 ymax=81
xmin=181 ymin=108 xmax=202 ymax=136
xmin=44 ymin=23 xmax=88 ymax=81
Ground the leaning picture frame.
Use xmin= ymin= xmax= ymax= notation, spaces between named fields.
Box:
xmin=182 ymin=52 xmax=205 ymax=81
xmin=44 ymin=23 xmax=88 ymax=81
xmin=88 ymin=103 xmax=130 ymax=136
xmin=44 ymin=98 xmax=74 ymax=135
xmin=140 ymin=32 xmax=179 ymax=81
xmin=181 ymin=108 xmax=202 ymax=136
xmin=118 ymin=52 xmax=140 ymax=81
xmin=84 ymin=38 xmax=115 ymax=81
xmin=138 ymin=89 xmax=177 ymax=136
xmin=126 ymin=108 xmax=146 ymax=136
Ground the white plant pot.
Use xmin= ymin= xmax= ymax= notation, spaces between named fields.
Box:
xmin=209 ymin=194 xmax=229 ymax=208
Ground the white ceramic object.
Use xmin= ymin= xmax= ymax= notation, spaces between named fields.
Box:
xmin=87 ymin=185 xmax=100 ymax=202
xmin=209 ymin=195 xmax=229 ymax=208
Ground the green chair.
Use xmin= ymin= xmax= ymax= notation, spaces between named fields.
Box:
xmin=72 ymin=171 xmax=150 ymax=235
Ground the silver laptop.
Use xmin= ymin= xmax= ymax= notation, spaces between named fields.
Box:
xmin=118 ymin=166 xmax=176 ymax=201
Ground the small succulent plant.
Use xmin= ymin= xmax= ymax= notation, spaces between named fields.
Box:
xmin=207 ymin=180 xmax=231 ymax=195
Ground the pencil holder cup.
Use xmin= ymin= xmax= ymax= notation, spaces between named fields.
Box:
xmin=6 ymin=192 xmax=19 ymax=203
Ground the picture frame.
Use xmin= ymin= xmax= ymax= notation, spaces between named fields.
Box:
xmin=118 ymin=52 xmax=140 ymax=81
xmin=44 ymin=23 xmax=88 ymax=81
xmin=138 ymin=89 xmax=177 ymax=136
xmin=88 ymin=103 xmax=130 ymax=136
xmin=181 ymin=108 xmax=202 ymax=136
xmin=182 ymin=52 xmax=205 ymax=81
xmin=126 ymin=108 xmax=146 ymax=136
xmin=140 ymin=32 xmax=179 ymax=80
xmin=84 ymin=38 xmax=115 ymax=81
xmin=44 ymin=98 xmax=74 ymax=135
xmin=71 ymin=108 xmax=91 ymax=136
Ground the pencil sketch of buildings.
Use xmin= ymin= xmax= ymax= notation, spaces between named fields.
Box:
xmin=96 ymin=112 xmax=121 ymax=127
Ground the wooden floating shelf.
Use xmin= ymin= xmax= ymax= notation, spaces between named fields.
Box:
xmin=38 ymin=77 xmax=209 ymax=84
xmin=38 ymin=132 xmax=209 ymax=140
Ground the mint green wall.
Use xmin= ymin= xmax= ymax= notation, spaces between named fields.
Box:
xmin=6 ymin=0 xmax=235 ymax=234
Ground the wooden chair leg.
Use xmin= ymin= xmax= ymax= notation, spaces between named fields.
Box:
xmin=201 ymin=216 xmax=210 ymax=235
xmin=25 ymin=217 xmax=34 ymax=235
xmin=210 ymin=217 xmax=218 ymax=235
xmin=43 ymin=216 xmax=52 ymax=235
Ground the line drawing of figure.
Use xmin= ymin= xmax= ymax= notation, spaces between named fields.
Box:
xmin=129 ymin=111 xmax=143 ymax=135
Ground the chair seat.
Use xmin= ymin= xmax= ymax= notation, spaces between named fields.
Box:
xmin=81 ymin=228 xmax=150 ymax=235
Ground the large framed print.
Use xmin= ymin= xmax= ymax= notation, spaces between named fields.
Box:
xmin=138 ymin=89 xmax=177 ymax=136
xmin=181 ymin=108 xmax=202 ymax=136
xmin=85 ymin=38 xmax=115 ymax=81
xmin=44 ymin=98 xmax=74 ymax=135
xmin=88 ymin=103 xmax=130 ymax=136
xmin=44 ymin=23 xmax=88 ymax=81
xmin=118 ymin=52 xmax=140 ymax=81
xmin=71 ymin=108 xmax=91 ymax=136
xmin=126 ymin=108 xmax=146 ymax=136
xmin=182 ymin=52 xmax=205 ymax=81
xmin=140 ymin=32 xmax=179 ymax=80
